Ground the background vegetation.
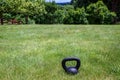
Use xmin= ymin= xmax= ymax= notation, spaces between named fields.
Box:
xmin=0 ymin=0 xmax=119 ymax=25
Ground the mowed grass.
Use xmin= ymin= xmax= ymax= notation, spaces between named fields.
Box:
xmin=0 ymin=25 xmax=120 ymax=80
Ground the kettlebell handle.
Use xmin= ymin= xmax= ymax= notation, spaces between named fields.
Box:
xmin=62 ymin=57 xmax=81 ymax=72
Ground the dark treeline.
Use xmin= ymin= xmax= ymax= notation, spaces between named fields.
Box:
xmin=0 ymin=0 xmax=119 ymax=25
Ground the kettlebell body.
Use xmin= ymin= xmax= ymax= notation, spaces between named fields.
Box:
xmin=62 ymin=57 xmax=81 ymax=74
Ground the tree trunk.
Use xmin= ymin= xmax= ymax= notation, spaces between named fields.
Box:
xmin=0 ymin=13 xmax=4 ymax=25
xmin=25 ymin=16 xmax=28 ymax=24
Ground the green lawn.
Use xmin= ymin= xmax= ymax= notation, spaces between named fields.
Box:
xmin=0 ymin=25 xmax=120 ymax=80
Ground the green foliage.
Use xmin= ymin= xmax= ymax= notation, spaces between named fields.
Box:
xmin=2 ymin=13 xmax=35 ymax=24
xmin=36 ymin=2 xmax=58 ymax=24
xmin=33 ymin=13 xmax=56 ymax=24
xmin=61 ymin=5 xmax=74 ymax=11
xmin=86 ymin=1 xmax=116 ymax=24
xmin=3 ymin=13 xmax=11 ymax=21
xmin=15 ymin=14 xmax=35 ymax=24
xmin=73 ymin=8 xmax=88 ymax=24
xmin=15 ymin=14 xmax=25 ymax=23
xmin=32 ymin=14 xmax=45 ymax=24
xmin=61 ymin=5 xmax=74 ymax=24
xmin=27 ymin=17 xmax=35 ymax=24
xmin=71 ymin=0 xmax=98 ymax=8
xmin=64 ymin=8 xmax=88 ymax=24
xmin=19 ymin=0 xmax=45 ymax=15
xmin=0 ymin=0 xmax=22 ymax=13
xmin=34 ymin=3 xmax=66 ymax=24
xmin=45 ymin=13 xmax=55 ymax=24
xmin=0 ymin=0 xmax=118 ymax=24
xmin=54 ymin=10 xmax=65 ymax=24
xmin=63 ymin=9 xmax=74 ymax=24
xmin=0 ymin=0 xmax=45 ymax=24
xmin=45 ymin=2 xmax=58 ymax=14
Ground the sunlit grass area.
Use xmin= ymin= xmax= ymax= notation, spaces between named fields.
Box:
xmin=0 ymin=25 xmax=120 ymax=80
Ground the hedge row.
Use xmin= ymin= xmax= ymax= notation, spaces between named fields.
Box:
xmin=3 ymin=1 xmax=116 ymax=24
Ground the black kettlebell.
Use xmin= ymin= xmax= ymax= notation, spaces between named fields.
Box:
xmin=62 ymin=57 xmax=81 ymax=74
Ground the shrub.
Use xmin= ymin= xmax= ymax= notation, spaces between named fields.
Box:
xmin=32 ymin=14 xmax=46 ymax=24
xmin=44 ymin=13 xmax=55 ymax=24
xmin=33 ymin=9 xmax=65 ymax=24
xmin=15 ymin=14 xmax=35 ymax=24
xmin=32 ymin=13 xmax=56 ymax=24
xmin=45 ymin=2 xmax=58 ymax=14
xmin=62 ymin=5 xmax=74 ymax=11
xmin=73 ymin=8 xmax=88 ymax=24
xmin=63 ymin=7 xmax=88 ymax=24
xmin=15 ymin=14 xmax=23 ymax=22
xmin=63 ymin=9 xmax=74 ymax=24
xmin=3 ymin=13 xmax=11 ymax=21
xmin=54 ymin=10 xmax=65 ymax=24
xmin=86 ymin=1 xmax=116 ymax=24
xmin=27 ymin=17 xmax=35 ymax=24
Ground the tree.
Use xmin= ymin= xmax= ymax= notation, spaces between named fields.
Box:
xmin=103 ymin=0 xmax=120 ymax=20
xmin=102 ymin=0 xmax=119 ymax=12
xmin=71 ymin=0 xmax=98 ymax=9
xmin=63 ymin=7 xmax=88 ymax=24
xmin=0 ymin=0 xmax=45 ymax=24
xmin=45 ymin=2 xmax=58 ymax=14
xmin=0 ymin=0 xmax=10 ymax=24
xmin=71 ymin=0 xmax=119 ymax=12
xmin=86 ymin=1 xmax=116 ymax=24
xmin=14 ymin=0 xmax=45 ymax=24
xmin=0 ymin=0 xmax=22 ymax=24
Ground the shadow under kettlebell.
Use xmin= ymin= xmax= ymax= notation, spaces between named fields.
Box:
xmin=62 ymin=57 xmax=81 ymax=75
